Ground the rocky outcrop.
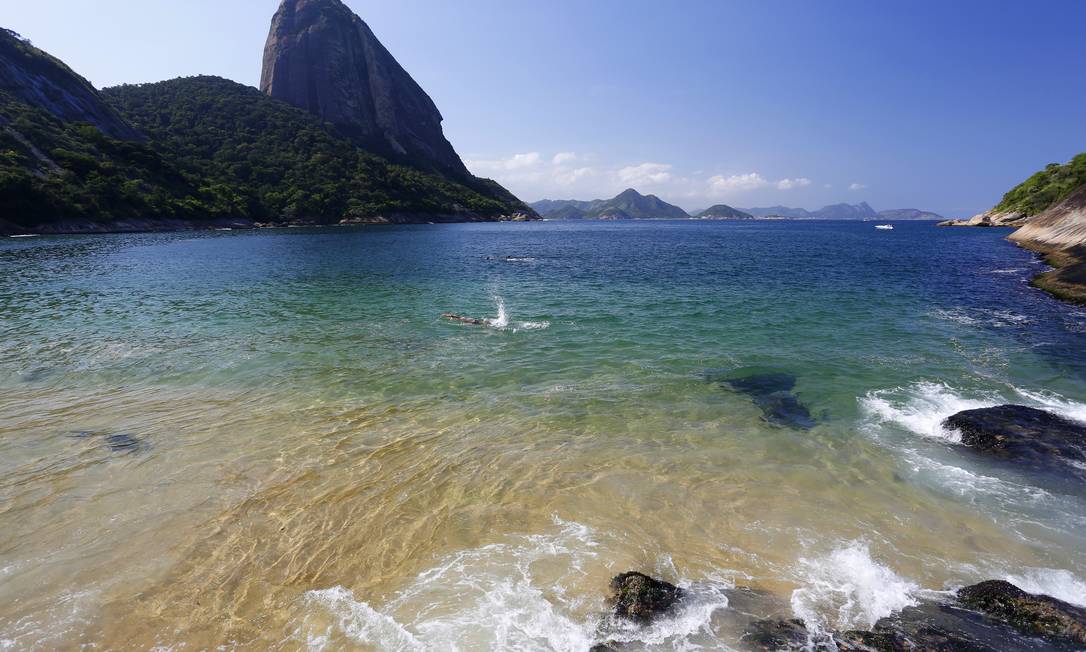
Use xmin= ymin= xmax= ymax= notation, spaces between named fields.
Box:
xmin=942 ymin=405 xmax=1086 ymax=475
xmin=0 ymin=28 xmax=141 ymax=141
xmin=938 ymin=211 xmax=1026 ymax=228
xmin=260 ymin=0 xmax=469 ymax=180
xmin=958 ymin=580 xmax=1086 ymax=647
xmin=740 ymin=581 xmax=1084 ymax=651
xmin=606 ymin=572 xmax=685 ymax=623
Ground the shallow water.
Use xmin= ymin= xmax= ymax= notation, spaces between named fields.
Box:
xmin=1 ymin=221 xmax=1084 ymax=650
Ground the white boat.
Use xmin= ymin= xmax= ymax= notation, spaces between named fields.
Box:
xmin=875 ymin=224 xmax=894 ymax=230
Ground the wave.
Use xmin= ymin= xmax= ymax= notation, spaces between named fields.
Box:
xmin=790 ymin=541 xmax=922 ymax=632
xmin=859 ymin=381 xmax=1086 ymax=444
xmin=290 ymin=519 xmax=729 ymax=651
xmin=1001 ymin=568 xmax=1086 ymax=607
xmin=929 ymin=307 xmax=1033 ymax=328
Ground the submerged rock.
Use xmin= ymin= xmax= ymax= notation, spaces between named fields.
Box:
xmin=708 ymin=368 xmax=817 ymax=430
xmin=607 ymin=572 xmax=685 ymax=623
xmin=71 ymin=431 xmax=146 ymax=455
xmin=942 ymin=405 xmax=1086 ymax=473
xmin=104 ymin=433 xmax=144 ymax=454
xmin=743 ymin=618 xmax=818 ymax=650
xmin=957 ymin=580 xmax=1086 ymax=647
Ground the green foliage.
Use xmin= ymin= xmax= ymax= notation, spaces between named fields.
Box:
xmin=0 ymin=76 xmax=525 ymax=227
xmin=101 ymin=76 xmax=520 ymax=220
xmin=995 ymin=153 xmax=1086 ymax=216
xmin=0 ymin=90 xmax=204 ymax=223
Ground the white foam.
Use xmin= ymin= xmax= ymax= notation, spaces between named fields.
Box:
xmin=861 ymin=381 xmax=1086 ymax=445
xmin=491 ymin=295 xmax=510 ymax=329
xmin=293 ymin=519 xmax=731 ymax=651
xmin=486 ymin=296 xmax=550 ymax=332
xmin=791 ymin=541 xmax=919 ymax=631
xmin=859 ymin=381 xmax=1002 ymax=443
xmin=1012 ymin=387 xmax=1086 ymax=424
xmin=1002 ymin=568 xmax=1086 ymax=607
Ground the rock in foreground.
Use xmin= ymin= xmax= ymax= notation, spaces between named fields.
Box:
xmin=607 ymin=572 xmax=685 ymax=623
xmin=942 ymin=405 xmax=1086 ymax=473
xmin=958 ymin=580 xmax=1086 ymax=647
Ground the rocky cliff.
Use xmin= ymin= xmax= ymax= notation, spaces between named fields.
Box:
xmin=260 ymin=0 xmax=470 ymax=181
xmin=0 ymin=28 xmax=141 ymax=141
xmin=939 ymin=154 xmax=1086 ymax=304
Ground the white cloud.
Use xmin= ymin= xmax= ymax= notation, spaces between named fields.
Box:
xmin=849 ymin=182 xmax=867 ymax=191
xmin=465 ymin=152 xmax=542 ymax=173
xmin=555 ymin=166 xmax=596 ymax=185
xmin=552 ymin=152 xmax=577 ymax=165
xmin=707 ymin=172 xmax=769 ymax=195
xmin=617 ymin=162 xmax=674 ymax=187
xmin=777 ymin=177 xmax=812 ymax=190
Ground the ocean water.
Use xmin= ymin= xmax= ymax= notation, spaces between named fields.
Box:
xmin=1 ymin=220 xmax=1084 ymax=650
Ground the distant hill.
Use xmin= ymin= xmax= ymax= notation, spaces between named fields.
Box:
xmin=695 ymin=204 xmax=754 ymax=219
xmin=877 ymin=208 xmax=945 ymax=221
xmin=531 ymin=188 xmax=689 ymax=220
xmin=743 ymin=202 xmax=940 ymax=220
xmin=812 ymin=202 xmax=877 ymax=220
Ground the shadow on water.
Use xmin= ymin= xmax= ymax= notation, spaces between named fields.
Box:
xmin=706 ymin=367 xmax=817 ymax=430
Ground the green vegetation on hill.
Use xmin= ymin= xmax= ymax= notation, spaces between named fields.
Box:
xmin=994 ymin=153 xmax=1086 ymax=216
xmin=0 ymin=90 xmax=207 ymax=222
xmin=0 ymin=74 xmax=528 ymax=228
xmin=103 ymin=76 xmax=523 ymax=222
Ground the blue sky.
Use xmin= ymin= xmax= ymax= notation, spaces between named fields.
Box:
xmin=7 ymin=1 xmax=1086 ymax=216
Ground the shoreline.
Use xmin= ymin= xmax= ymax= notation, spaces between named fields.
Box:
xmin=1016 ymin=240 xmax=1086 ymax=305
xmin=0 ymin=212 xmax=537 ymax=237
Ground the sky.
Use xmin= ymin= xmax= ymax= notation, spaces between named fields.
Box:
xmin=6 ymin=1 xmax=1086 ymax=217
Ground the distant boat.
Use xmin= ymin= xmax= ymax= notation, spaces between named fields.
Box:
xmin=9 ymin=234 xmax=39 ymax=238
xmin=875 ymin=224 xmax=894 ymax=230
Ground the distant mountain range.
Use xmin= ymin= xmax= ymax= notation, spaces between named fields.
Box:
xmin=533 ymin=192 xmax=945 ymax=221
xmin=531 ymin=189 xmax=689 ymax=220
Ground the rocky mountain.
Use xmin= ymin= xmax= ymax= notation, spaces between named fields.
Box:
xmin=695 ymin=204 xmax=754 ymax=219
xmin=0 ymin=12 xmax=532 ymax=233
xmin=0 ymin=29 xmax=140 ymax=141
xmin=531 ymin=189 xmax=689 ymax=220
xmin=261 ymin=0 xmax=469 ymax=181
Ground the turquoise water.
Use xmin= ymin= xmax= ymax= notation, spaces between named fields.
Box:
xmin=1 ymin=221 xmax=1085 ymax=649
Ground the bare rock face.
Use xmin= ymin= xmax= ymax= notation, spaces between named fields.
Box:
xmin=0 ymin=28 xmax=142 ymax=141
xmin=260 ymin=0 xmax=470 ymax=180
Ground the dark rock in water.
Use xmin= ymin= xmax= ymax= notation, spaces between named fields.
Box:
xmin=708 ymin=368 xmax=817 ymax=430
xmin=70 ymin=431 xmax=145 ymax=454
xmin=958 ymin=580 xmax=1086 ymax=647
xmin=942 ymin=405 xmax=1086 ymax=473
xmin=743 ymin=618 xmax=817 ymax=650
xmin=104 ymin=433 xmax=143 ymax=454
xmin=740 ymin=595 xmax=1078 ymax=651
xmin=607 ymin=572 xmax=684 ymax=623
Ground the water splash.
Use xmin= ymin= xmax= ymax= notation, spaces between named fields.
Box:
xmin=791 ymin=541 xmax=920 ymax=631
